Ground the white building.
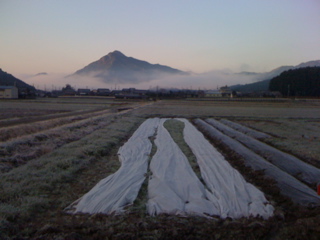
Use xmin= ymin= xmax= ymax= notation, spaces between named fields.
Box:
xmin=204 ymin=90 xmax=222 ymax=97
xmin=0 ymin=86 xmax=19 ymax=99
xmin=204 ymin=86 xmax=233 ymax=98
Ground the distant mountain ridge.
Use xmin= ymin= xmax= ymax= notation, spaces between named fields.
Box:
xmin=231 ymin=60 xmax=320 ymax=92
xmin=69 ymin=50 xmax=187 ymax=84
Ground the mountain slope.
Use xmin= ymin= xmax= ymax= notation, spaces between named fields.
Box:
xmin=295 ymin=60 xmax=320 ymax=68
xmin=231 ymin=60 xmax=320 ymax=92
xmin=0 ymin=69 xmax=36 ymax=91
xmin=230 ymin=79 xmax=271 ymax=92
xmin=269 ymin=67 xmax=320 ymax=96
xmin=69 ymin=50 xmax=187 ymax=84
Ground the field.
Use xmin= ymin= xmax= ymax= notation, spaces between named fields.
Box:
xmin=1 ymin=97 xmax=320 ymax=239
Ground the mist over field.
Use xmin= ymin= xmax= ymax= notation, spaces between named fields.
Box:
xmin=145 ymin=70 xmax=257 ymax=90
xmin=21 ymin=70 xmax=258 ymax=91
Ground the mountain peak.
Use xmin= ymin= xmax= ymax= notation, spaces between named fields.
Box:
xmin=99 ymin=50 xmax=126 ymax=62
xmin=70 ymin=51 xmax=187 ymax=84
xmin=110 ymin=50 xmax=125 ymax=56
xmin=102 ymin=50 xmax=125 ymax=58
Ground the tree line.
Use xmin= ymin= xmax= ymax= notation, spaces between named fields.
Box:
xmin=269 ymin=67 xmax=320 ymax=97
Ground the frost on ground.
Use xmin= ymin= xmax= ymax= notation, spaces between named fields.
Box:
xmin=220 ymin=119 xmax=271 ymax=140
xmin=70 ymin=118 xmax=274 ymax=219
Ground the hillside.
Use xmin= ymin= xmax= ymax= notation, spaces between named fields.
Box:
xmin=68 ymin=50 xmax=187 ymax=84
xmin=230 ymin=79 xmax=271 ymax=93
xmin=231 ymin=60 xmax=320 ymax=92
xmin=0 ymin=68 xmax=36 ymax=91
xmin=269 ymin=67 xmax=320 ymax=97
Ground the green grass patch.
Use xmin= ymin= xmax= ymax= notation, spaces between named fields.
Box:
xmin=130 ymin=129 xmax=158 ymax=216
xmin=163 ymin=119 xmax=204 ymax=184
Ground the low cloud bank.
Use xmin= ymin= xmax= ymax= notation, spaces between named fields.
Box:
xmin=21 ymin=70 xmax=257 ymax=91
xmin=21 ymin=73 xmax=107 ymax=91
xmin=143 ymin=70 xmax=258 ymax=90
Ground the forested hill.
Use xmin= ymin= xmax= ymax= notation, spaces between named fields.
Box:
xmin=0 ymin=68 xmax=35 ymax=91
xmin=269 ymin=67 xmax=320 ymax=97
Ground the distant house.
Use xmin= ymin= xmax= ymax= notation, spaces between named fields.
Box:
xmin=203 ymin=86 xmax=233 ymax=98
xmin=204 ymin=90 xmax=222 ymax=98
xmin=97 ymin=88 xmax=110 ymax=96
xmin=0 ymin=86 xmax=18 ymax=99
xmin=220 ymin=86 xmax=232 ymax=97
xmin=62 ymin=84 xmax=76 ymax=96
xmin=134 ymin=89 xmax=148 ymax=96
xmin=77 ymin=89 xmax=91 ymax=95
xmin=122 ymin=88 xmax=136 ymax=94
xmin=115 ymin=88 xmax=147 ymax=99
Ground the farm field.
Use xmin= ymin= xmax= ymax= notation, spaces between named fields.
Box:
xmin=1 ymin=98 xmax=320 ymax=239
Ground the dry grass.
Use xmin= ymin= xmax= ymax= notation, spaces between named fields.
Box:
xmin=0 ymin=97 xmax=119 ymax=112
xmin=0 ymin=108 xmax=68 ymax=120
xmin=133 ymin=99 xmax=320 ymax=118
xmin=0 ymin=98 xmax=148 ymax=172
xmin=0 ymin=97 xmax=142 ymax=128
xmin=0 ymin=112 xmax=118 ymax=172
xmin=0 ymin=108 xmax=114 ymax=142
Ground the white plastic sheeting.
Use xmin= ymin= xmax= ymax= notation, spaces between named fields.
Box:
xmin=220 ymin=119 xmax=271 ymax=139
xmin=205 ymin=118 xmax=320 ymax=186
xmin=69 ymin=117 xmax=274 ymax=219
xmin=147 ymin=119 xmax=220 ymax=217
xmin=194 ymin=119 xmax=320 ymax=206
xmin=69 ymin=118 xmax=160 ymax=214
xmin=178 ymin=119 xmax=274 ymax=219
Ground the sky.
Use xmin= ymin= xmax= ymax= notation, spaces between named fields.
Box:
xmin=1 ymin=0 xmax=320 ymax=90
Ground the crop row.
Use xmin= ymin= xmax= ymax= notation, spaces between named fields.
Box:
xmin=0 ymin=110 xmax=123 ymax=173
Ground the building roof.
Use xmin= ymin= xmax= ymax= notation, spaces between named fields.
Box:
xmin=97 ymin=88 xmax=110 ymax=91
xmin=205 ymin=90 xmax=221 ymax=94
xmin=0 ymin=86 xmax=17 ymax=90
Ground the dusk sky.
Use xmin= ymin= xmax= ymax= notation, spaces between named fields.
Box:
xmin=1 ymin=0 xmax=320 ymax=89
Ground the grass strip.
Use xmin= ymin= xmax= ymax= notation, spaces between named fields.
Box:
xmin=163 ymin=119 xmax=205 ymax=186
xmin=130 ymin=130 xmax=158 ymax=216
